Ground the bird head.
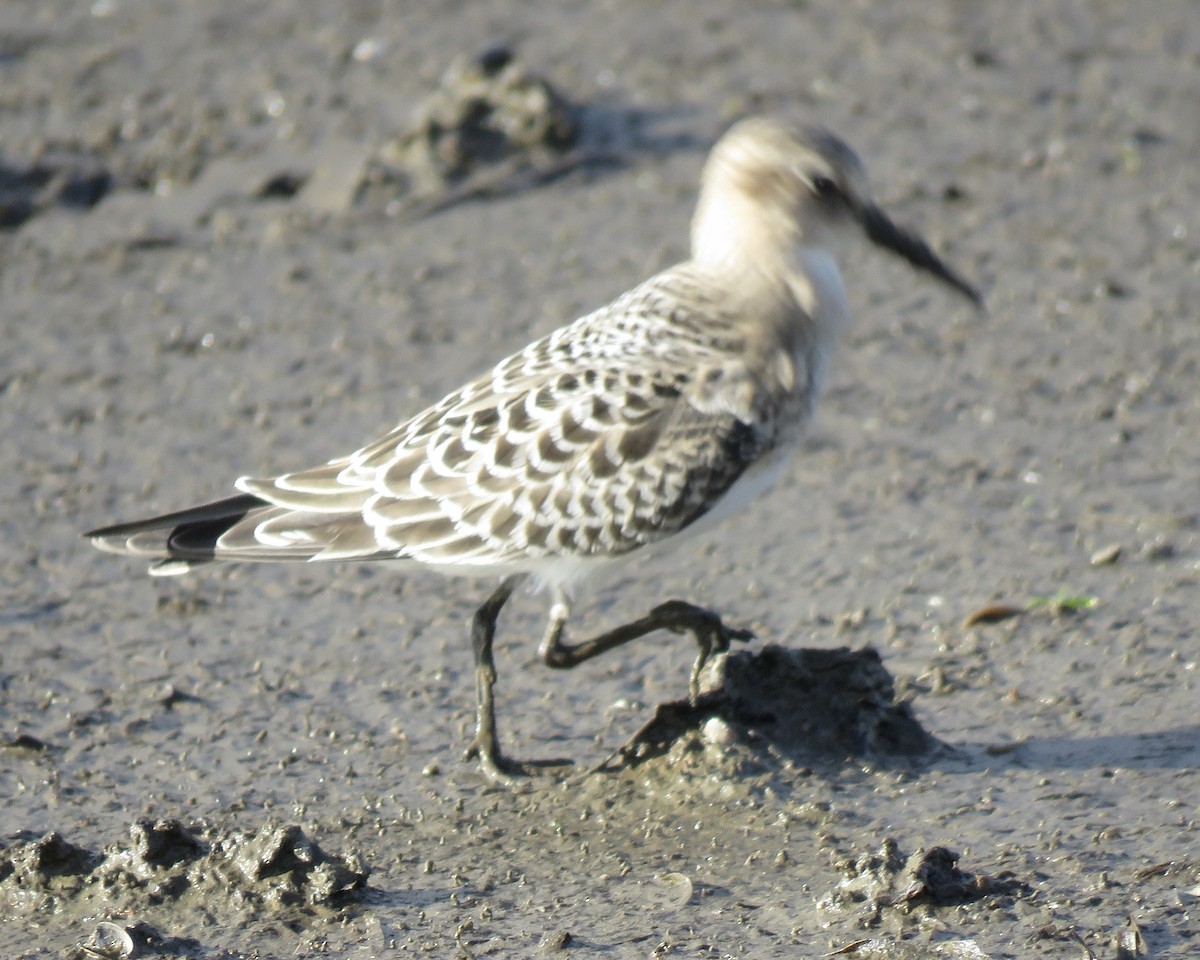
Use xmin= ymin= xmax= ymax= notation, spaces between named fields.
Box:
xmin=694 ymin=117 xmax=983 ymax=309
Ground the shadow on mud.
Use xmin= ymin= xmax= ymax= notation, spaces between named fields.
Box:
xmin=0 ymin=151 xmax=112 ymax=230
xmin=954 ymin=723 xmax=1200 ymax=772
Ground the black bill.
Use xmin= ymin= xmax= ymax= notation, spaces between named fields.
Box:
xmin=859 ymin=203 xmax=983 ymax=309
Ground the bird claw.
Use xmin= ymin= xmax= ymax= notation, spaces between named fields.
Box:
xmin=693 ymin=622 xmax=753 ymax=701
xmin=463 ymin=736 xmax=571 ymax=786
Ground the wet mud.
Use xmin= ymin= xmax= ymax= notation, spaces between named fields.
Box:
xmin=2 ymin=1 xmax=1199 ymax=957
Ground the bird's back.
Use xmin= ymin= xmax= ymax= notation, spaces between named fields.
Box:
xmin=91 ymin=262 xmax=817 ymax=589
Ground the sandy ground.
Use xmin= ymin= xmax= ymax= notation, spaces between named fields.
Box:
xmin=1 ymin=1 xmax=1198 ymax=957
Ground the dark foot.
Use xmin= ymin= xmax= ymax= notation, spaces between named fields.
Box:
xmin=647 ymin=601 xmax=754 ymax=700
xmin=463 ymin=736 xmax=572 ymax=786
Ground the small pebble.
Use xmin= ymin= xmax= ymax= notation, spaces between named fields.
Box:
xmin=702 ymin=716 xmax=735 ymax=747
xmin=1090 ymin=543 xmax=1122 ymax=566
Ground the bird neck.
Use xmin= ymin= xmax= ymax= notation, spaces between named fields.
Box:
xmin=690 ymin=189 xmax=849 ymax=346
xmin=689 ymin=189 xmax=802 ymax=278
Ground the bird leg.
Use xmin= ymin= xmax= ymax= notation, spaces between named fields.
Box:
xmin=539 ymin=601 xmax=755 ymax=779
xmin=464 ymin=583 xmax=752 ymax=782
xmin=462 ymin=575 xmax=572 ymax=783
xmin=462 ymin=575 xmax=524 ymax=782
xmin=539 ymin=599 xmax=754 ymax=702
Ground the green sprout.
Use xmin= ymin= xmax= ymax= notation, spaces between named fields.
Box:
xmin=1025 ymin=588 xmax=1098 ymax=614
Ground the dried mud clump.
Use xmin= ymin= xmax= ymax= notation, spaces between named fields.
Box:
xmin=3 ymin=51 xmax=583 ymax=234
xmin=815 ymin=842 xmax=1032 ymax=959
xmin=0 ymin=831 xmax=102 ymax=896
xmin=822 ymin=838 xmax=1029 ymax=925
xmin=0 ymin=818 xmax=368 ymax=935
xmin=220 ymin=822 xmax=369 ymax=908
xmin=376 ymin=47 xmax=579 ymax=200
xmin=124 ymin=817 xmax=205 ymax=870
xmin=613 ymin=644 xmax=936 ymax=772
xmin=713 ymin=645 xmax=935 ymax=758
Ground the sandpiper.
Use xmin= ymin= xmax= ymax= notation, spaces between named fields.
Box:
xmin=87 ymin=117 xmax=982 ymax=781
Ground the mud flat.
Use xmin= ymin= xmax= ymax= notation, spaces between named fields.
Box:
xmin=2 ymin=1 xmax=1198 ymax=956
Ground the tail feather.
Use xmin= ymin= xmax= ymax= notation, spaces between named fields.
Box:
xmin=85 ymin=493 xmax=267 ymax=575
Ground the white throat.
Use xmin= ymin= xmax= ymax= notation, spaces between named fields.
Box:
xmin=790 ymin=246 xmax=849 ymax=341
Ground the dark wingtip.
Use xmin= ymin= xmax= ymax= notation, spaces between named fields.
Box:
xmin=83 ymin=493 xmax=267 ymax=560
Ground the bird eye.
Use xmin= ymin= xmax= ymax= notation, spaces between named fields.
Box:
xmin=810 ymin=175 xmax=838 ymax=198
